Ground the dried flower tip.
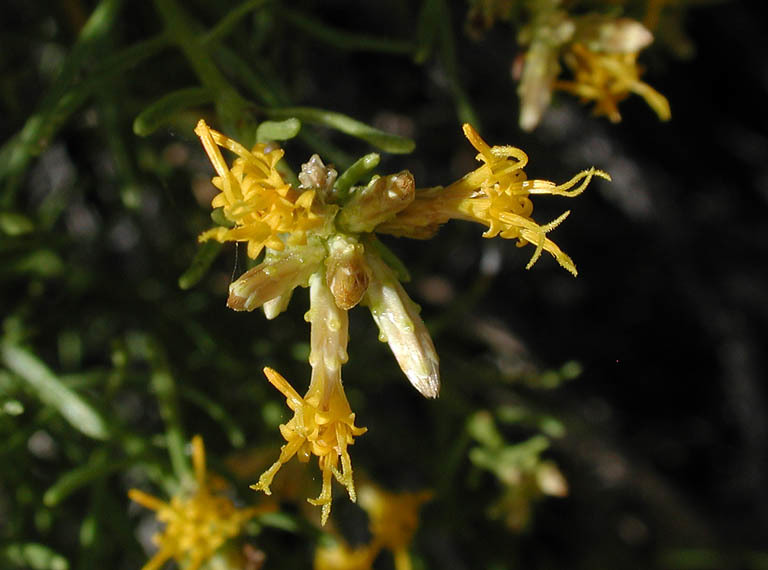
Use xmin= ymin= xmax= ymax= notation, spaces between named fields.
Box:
xmin=298 ymin=153 xmax=338 ymax=203
xmin=364 ymin=252 xmax=440 ymax=398
xmin=337 ymin=171 xmax=415 ymax=233
xmin=227 ymin=243 xmax=324 ymax=312
xmin=325 ymin=235 xmax=371 ymax=310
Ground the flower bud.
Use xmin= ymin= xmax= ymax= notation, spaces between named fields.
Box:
xmin=574 ymin=16 xmax=653 ymax=53
xmin=227 ymin=244 xmax=324 ymax=312
xmin=324 ymin=235 xmax=371 ymax=310
xmin=364 ymin=252 xmax=439 ymax=398
xmin=336 ymin=171 xmax=415 ymax=233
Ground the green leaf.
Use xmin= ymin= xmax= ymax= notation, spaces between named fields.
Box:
xmin=263 ymin=107 xmax=415 ymax=154
xmin=178 ymin=240 xmax=224 ymax=290
xmin=180 ymin=386 xmax=245 ymax=447
xmin=0 ymin=34 xmax=169 ymax=206
xmin=256 ymin=118 xmax=302 ymax=142
xmin=281 ymin=9 xmax=414 ymax=55
xmin=0 ymin=344 xmax=110 ymax=440
xmin=133 ymin=87 xmax=213 ymax=137
xmin=43 ymin=449 xmax=130 ymax=507
xmin=203 ymin=0 xmax=274 ymax=45
xmin=335 ymin=152 xmax=380 ymax=201
xmin=0 ymin=212 xmax=34 ymax=236
xmin=146 ymin=340 xmax=191 ymax=483
xmin=1 ymin=543 xmax=69 ymax=570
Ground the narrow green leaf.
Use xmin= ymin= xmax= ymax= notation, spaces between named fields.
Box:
xmin=0 ymin=34 xmax=169 ymax=205
xmin=1 ymin=543 xmax=69 ymax=570
xmin=263 ymin=107 xmax=415 ymax=154
xmin=0 ymin=212 xmax=34 ymax=236
xmin=202 ymin=0 xmax=273 ymax=45
xmin=335 ymin=153 xmax=380 ymax=202
xmin=0 ymin=344 xmax=110 ymax=440
xmin=281 ymin=9 xmax=414 ymax=55
xmin=178 ymin=240 xmax=224 ymax=290
xmin=133 ymin=87 xmax=213 ymax=137
xmin=433 ymin=0 xmax=481 ymax=127
xmin=180 ymin=387 xmax=245 ymax=447
xmin=0 ymin=0 xmax=123 ymax=202
xmin=414 ymin=0 xmax=440 ymax=63
xmin=43 ymin=449 xmax=129 ymax=507
xmin=147 ymin=341 xmax=191 ymax=483
xmin=256 ymin=118 xmax=301 ymax=142
xmin=154 ymin=0 xmax=250 ymax=126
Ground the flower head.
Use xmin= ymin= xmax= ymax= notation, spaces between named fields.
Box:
xmin=313 ymin=482 xmax=432 ymax=570
xmin=193 ymin=121 xmax=606 ymax=522
xmin=194 ymin=120 xmax=330 ymax=259
xmin=314 ymin=540 xmax=378 ymax=570
xmin=555 ymin=43 xmax=671 ymax=123
xmin=251 ymin=365 xmax=366 ymax=527
xmin=359 ymin=483 xmax=432 ymax=570
xmin=128 ymin=436 xmax=259 ymax=570
xmin=376 ymin=124 xmax=610 ymax=276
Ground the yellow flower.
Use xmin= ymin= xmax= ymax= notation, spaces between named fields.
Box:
xmin=251 ymin=272 xmax=366 ymax=526
xmin=314 ymin=540 xmax=378 ymax=570
xmin=194 ymin=120 xmax=329 ymax=259
xmin=252 ymin=366 xmax=366 ymax=526
xmin=312 ymin=482 xmax=432 ymax=570
xmin=555 ymin=43 xmax=671 ymax=123
xmin=358 ymin=483 xmax=432 ymax=570
xmin=128 ymin=436 xmax=259 ymax=570
xmin=376 ymin=124 xmax=610 ymax=276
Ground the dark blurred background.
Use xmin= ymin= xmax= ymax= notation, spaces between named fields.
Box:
xmin=1 ymin=1 xmax=767 ymax=569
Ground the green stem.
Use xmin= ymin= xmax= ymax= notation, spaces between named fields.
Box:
xmin=433 ymin=0 xmax=481 ymax=128
xmin=202 ymin=0 xmax=274 ymax=45
xmin=335 ymin=153 xmax=380 ymax=202
xmin=147 ymin=341 xmax=191 ymax=485
xmin=153 ymin=0 xmax=249 ymax=128
xmin=0 ymin=34 xmax=168 ymax=206
xmin=263 ymin=106 xmax=415 ymax=154
xmin=281 ymin=8 xmax=414 ymax=54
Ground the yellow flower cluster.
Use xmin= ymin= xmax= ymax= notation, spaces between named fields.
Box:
xmin=193 ymin=120 xmax=606 ymax=523
xmin=555 ymin=43 xmax=671 ymax=123
xmin=128 ymin=436 xmax=259 ymax=570
xmin=195 ymin=120 xmax=327 ymax=259
xmin=512 ymin=7 xmax=671 ymax=130
xmin=314 ymin=483 xmax=432 ymax=570
xmin=377 ymin=124 xmax=610 ymax=276
xmin=251 ymin=366 xmax=366 ymax=527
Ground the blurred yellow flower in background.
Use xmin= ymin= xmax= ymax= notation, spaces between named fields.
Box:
xmin=128 ymin=436 xmax=260 ymax=570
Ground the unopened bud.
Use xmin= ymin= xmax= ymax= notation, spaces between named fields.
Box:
xmin=227 ymin=244 xmax=324 ymax=312
xmin=575 ymin=16 xmax=653 ymax=53
xmin=364 ymin=252 xmax=440 ymax=398
xmin=325 ymin=235 xmax=370 ymax=310
xmin=337 ymin=171 xmax=415 ymax=233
